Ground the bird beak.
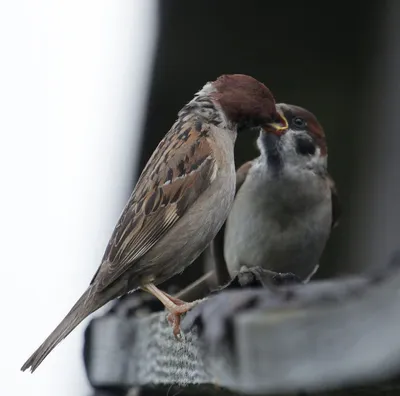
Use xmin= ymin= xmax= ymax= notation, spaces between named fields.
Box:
xmin=263 ymin=113 xmax=288 ymax=135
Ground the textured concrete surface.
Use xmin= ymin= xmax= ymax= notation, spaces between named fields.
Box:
xmin=84 ymin=256 xmax=400 ymax=395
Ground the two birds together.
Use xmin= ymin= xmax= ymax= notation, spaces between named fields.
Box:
xmin=21 ymin=74 xmax=339 ymax=373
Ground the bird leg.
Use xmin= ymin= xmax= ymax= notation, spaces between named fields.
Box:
xmin=142 ymin=283 xmax=197 ymax=337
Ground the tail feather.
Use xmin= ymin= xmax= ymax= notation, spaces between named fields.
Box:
xmin=21 ymin=286 xmax=103 ymax=373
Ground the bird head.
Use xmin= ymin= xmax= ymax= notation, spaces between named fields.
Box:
xmin=260 ymin=103 xmax=327 ymax=172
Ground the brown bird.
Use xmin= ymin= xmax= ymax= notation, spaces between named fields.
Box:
xmin=211 ymin=103 xmax=340 ymax=286
xmin=21 ymin=74 xmax=286 ymax=372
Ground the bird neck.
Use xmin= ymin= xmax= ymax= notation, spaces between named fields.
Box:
xmin=179 ymin=85 xmax=232 ymax=130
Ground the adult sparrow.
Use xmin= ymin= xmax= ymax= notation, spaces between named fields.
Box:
xmin=211 ymin=103 xmax=340 ymax=286
xmin=21 ymin=74 xmax=286 ymax=372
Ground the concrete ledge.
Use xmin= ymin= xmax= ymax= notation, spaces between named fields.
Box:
xmin=84 ymin=257 xmax=400 ymax=395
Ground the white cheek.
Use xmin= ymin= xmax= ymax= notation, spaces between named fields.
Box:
xmin=310 ymin=146 xmax=328 ymax=168
xmin=283 ymin=135 xmax=327 ymax=172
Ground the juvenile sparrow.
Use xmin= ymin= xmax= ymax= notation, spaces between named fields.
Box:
xmin=21 ymin=74 xmax=286 ymax=372
xmin=212 ymin=103 xmax=340 ymax=285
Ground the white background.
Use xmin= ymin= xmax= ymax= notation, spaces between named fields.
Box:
xmin=0 ymin=1 xmax=158 ymax=395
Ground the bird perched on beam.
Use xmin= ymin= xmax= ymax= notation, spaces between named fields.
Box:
xmin=211 ymin=103 xmax=340 ymax=286
xmin=21 ymin=74 xmax=287 ymax=372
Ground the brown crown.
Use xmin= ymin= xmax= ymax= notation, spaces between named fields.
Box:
xmin=212 ymin=74 xmax=278 ymax=127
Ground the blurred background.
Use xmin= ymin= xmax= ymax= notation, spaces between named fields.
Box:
xmin=1 ymin=0 xmax=399 ymax=395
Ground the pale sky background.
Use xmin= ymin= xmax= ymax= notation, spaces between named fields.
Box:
xmin=0 ymin=1 xmax=158 ymax=395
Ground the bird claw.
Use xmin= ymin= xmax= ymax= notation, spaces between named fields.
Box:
xmin=165 ymin=300 xmax=199 ymax=339
xmin=167 ymin=312 xmax=182 ymax=340
xmin=271 ymin=272 xmax=302 ymax=286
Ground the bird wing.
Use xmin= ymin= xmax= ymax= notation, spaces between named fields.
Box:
xmin=211 ymin=160 xmax=254 ymax=285
xmin=234 ymin=160 xmax=254 ymax=194
xmin=328 ymin=174 xmax=341 ymax=229
xmin=92 ymin=119 xmax=219 ymax=291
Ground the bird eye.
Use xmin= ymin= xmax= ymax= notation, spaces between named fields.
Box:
xmin=296 ymin=136 xmax=316 ymax=156
xmin=293 ymin=117 xmax=306 ymax=129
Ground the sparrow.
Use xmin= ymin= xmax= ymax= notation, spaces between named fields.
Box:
xmin=211 ymin=103 xmax=340 ymax=286
xmin=21 ymin=74 xmax=286 ymax=372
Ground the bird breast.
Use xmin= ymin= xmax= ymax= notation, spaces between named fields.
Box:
xmin=224 ymin=163 xmax=332 ymax=279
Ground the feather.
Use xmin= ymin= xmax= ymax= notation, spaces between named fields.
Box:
xmin=92 ymin=119 xmax=218 ymax=291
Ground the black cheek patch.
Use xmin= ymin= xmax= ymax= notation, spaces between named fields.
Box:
xmin=296 ymin=136 xmax=316 ymax=156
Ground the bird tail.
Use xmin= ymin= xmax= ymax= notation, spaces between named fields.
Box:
xmin=21 ymin=286 xmax=104 ymax=373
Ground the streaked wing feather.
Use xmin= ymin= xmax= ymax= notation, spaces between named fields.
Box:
xmin=92 ymin=120 xmax=217 ymax=291
xmin=235 ymin=160 xmax=254 ymax=194
xmin=212 ymin=160 xmax=254 ymax=285
xmin=328 ymin=175 xmax=341 ymax=229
